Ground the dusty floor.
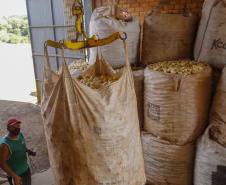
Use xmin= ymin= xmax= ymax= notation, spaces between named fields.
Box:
xmin=1 ymin=168 xmax=55 ymax=185
xmin=0 ymin=100 xmax=50 ymax=178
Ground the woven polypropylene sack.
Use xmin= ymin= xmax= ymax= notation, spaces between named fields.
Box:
xmin=89 ymin=2 xmax=140 ymax=69
xmin=143 ymin=65 xmax=212 ymax=145
xmin=194 ymin=125 xmax=226 ymax=185
xmin=194 ymin=0 xmax=226 ymax=70
xmin=142 ymin=11 xmax=198 ymax=66
xmin=141 ymin=131 xmax=195 ymax=185
xmin=41 ymin=41 xmax=146 ymax=185
xmin=115 ymin=68 xmax=144 ymax=129
xmin=209 ymin=66 xmax=226 ymax=147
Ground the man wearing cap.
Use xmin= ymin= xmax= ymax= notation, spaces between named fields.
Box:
xmin=0 ymin=118 xmax=36 ymax=185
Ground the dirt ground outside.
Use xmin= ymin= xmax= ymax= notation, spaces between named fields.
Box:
xmin=0 ymin=42 xmax=51 ymax=183
xmin=0 ymin=100 xmax=50 ymax=177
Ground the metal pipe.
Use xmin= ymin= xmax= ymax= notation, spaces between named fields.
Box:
xmin=33 ymin=53 xmax=83 ymax=58
xmin=29 ymin=25 xmax=75 ymax=28
xmin=35 ymin=79 xmax=41 ymax=104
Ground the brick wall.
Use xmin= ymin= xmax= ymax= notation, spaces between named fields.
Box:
xmin=100 ymin=0 xmax=204 ymax=24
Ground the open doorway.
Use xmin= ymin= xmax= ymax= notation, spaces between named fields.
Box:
xmin=0 ymin=1 xmax=50 ymax=184
xmin=0 ymin=0 xmax=36 ymax=103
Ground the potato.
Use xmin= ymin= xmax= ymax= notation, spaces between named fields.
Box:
xmin=149 ymin=59 xmax=206 ymax=75
xmin=77 ymin=74 xmax=120 ymax=89
xmin=68 ymin=62 xmax=89 ymax=71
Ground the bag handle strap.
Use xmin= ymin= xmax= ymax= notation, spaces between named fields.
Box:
xmin=60 ymin=46 xmax=71 ymax=76
xmin=121 ymin=33 xmax=130 ymax=66
xmin=122 ymin=37 xmax=136 ymax=90
xmin=59 ymin=44 xmax=80 ymax=106
xmin=44 ymin=45 xmax=52 ymax=83
xmin=99 ymin=46 xmax=104 ymax=60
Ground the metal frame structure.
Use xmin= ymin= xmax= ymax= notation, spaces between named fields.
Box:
xmin=26 ymin=0 xmax=93 ymax=103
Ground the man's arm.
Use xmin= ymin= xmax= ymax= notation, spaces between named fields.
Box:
xmin=0 ymin=143 xmax=23 ymax=185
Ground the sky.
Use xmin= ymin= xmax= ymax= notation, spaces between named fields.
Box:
xmin=0 ymin=0 xmax=27 ymax=19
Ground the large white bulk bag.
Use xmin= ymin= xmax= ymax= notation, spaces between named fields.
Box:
xmin=194 ymin=125 xmax=226 ymax=185
xmin=41 ymin=40 xmax=146 ymax=185
xmin=142 ymin=11 xmax=198 ymax=65
xmin=116 ymin=67 xmax=144 ymax=129
xmin=143 ymin=64 xmax=212 ymax=145
xmin=89 ymin=1 xmax=140 ymax=69
xmin=141 ymin=131 xmax=195 ymax=185
xmin=194 ymin=0 xmax=226 ymax=70
xmin=209 ymin=66 xmax=226 ymax=147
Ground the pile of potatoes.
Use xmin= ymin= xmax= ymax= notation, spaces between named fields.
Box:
xmin=68 ymin=62 xmax=89 ymax=71
xmin=77 ymin=75 xmax=119 ymax=89
xmin=57 ymin=62 xmax=89 ymax=74
xmin=149 ymin=60 xmax=207 ymax=75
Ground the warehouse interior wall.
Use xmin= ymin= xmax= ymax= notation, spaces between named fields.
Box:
xmin=96 ymin=0 xmax=204 ymax=24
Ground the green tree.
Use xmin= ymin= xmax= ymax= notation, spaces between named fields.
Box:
xmin=8 ymin=33 xmax=21 ymax=44
xmin=20 ymin=19 xmax=29 ymax=36
xmin=7 ymin=18 xmax=22 ymax=30
xmin=0 ymin=19 xmax=11 ymax=31
xmin=0 ymin=30 xmax=9 ymax=42
xmin=21 ymin=35 xmax=30 ymax=43
xmin=0 ymin=15 xmax=30 ymax=44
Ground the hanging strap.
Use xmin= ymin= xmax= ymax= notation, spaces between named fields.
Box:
xmin=122 ymin=38 xmax=135 ymax=90
xmin=95 ymin=47 xmax=102 ymax=62
xmin=44 ymin=46 xmax=52 ymax=83
xmin=60 ymin=47 xmax=72 ymax=78
xmin=98 ymin=46 xmax=105 ymax=60
xmin=122 ymin=39 xmax=130 ymax=66
xmin=60 ymin=47 xmax=68 ymax=73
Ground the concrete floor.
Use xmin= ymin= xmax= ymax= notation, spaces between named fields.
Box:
xmin=1 ymin=168 xmax=55 ymax=185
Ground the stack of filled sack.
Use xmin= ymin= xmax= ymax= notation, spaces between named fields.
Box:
xmin=141 ymin=10 xmax=213 ymax=185
xmin=142 ymin=59 xmax=212 ymax=185
xmin=193 ymin=1 xmax=226 ymax=184
xmin=194 ymin=66 xmax=226 ymax=185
